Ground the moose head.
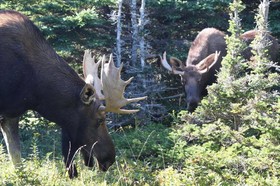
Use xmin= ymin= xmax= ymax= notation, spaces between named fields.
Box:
xmin=160 ymin=51 xmax=221 ymax=112
xmin=77 ymin=50 xmax=147 ymax=175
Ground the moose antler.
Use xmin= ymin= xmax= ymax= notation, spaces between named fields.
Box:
xmin=83 ymin=50 xmax=147 ymax=114
xmin=101 ymin=54 xmax=147 ymax=114
xmin=83 ymin=50 xmax=104 ymax=100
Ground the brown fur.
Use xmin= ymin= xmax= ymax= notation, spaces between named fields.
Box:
xmin=0 ymin=10 xmax=115 ymax=178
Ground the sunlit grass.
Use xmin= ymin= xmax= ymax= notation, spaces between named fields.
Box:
xmin=0 ymin=122 xmax=171 ymax=185
xmin=1 ymin=119 xmax=279 ymax=185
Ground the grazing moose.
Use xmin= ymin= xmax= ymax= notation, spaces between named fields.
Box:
xmin=160 ymin=28 xmax=279 ymax=112
xmin=0 ymin=10 xmax=146 ymax=178
xmin=160 ymin=28 xmax=226 ymax=112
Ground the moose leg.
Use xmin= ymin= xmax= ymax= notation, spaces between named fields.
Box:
xmin=61 ymin=129 xmax=78 ymax=178
xmin=0 ymin=116 xmax=21 ymax=166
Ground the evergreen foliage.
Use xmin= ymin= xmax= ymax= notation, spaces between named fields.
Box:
xmin=0 ymin=0 xmax=115 ymax=68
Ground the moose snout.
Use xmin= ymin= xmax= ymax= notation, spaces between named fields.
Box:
xmin=98 ymin=158 xmax=115 ymax=171
xmin=187 ymin=101 xmax=198 ymax=112
xmin=186 ymin=97 xmax=200 ymax=112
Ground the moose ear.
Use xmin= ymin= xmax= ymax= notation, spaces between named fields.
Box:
xmin=196 ymin=51 xmax=220 ymax=74
xmin=80 ymin=84 xmax=95 ymax=105
xmin=170 ymin=57 xmax=184 ymax=69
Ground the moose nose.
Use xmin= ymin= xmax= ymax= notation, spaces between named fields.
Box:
xmin=99 ymin=159 xmax=115 ymax=171
xmin=187 ymin=100 xmax=199 ymax=112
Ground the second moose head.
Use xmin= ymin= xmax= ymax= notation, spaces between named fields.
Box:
xmin=160 ymin=28 xmax=226 ymax=112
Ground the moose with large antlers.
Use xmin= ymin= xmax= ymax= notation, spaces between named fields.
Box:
xmin=0 ymin=10 xmax=146 ymax=178
xmin=160 ymin=27 xmax=279 ymax=112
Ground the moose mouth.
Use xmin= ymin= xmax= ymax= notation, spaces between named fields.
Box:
xmin=187 ymin=102 xmax=198 ymax=112
xmin=98 ymin=160 xmax=114 ymax=171
xmin=83 ymin=155 xmax=114 ymax=171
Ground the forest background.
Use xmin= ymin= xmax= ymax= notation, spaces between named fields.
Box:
xmin=0 ymin=0 xmax=279 ymax=185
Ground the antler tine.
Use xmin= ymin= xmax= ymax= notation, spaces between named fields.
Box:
xmin=125 ymin=77 xmax=133 ymax=86
xmin=82 ymin=50 xmax=104 ymax=100
xmin=109 ymin=53 xmax=124 ymax=80
xmin=109 ymin=53 xmax=114 ymax=65
xmin=117 ymin=109 xmax=140 ymax=114
xmin=160 ymin=51 xmax=172 ymax=71
xmin=101 ymin=54 xmax=147 ymax=114
xmin=101 ymin=54 xmax=106 ymax=67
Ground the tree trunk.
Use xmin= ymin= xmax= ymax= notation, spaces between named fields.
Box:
xmin=116 ymin=0 xmax=123 ymax=67
xmin=139 ymin=0 xmax=146 ymax=68
xmin=131 ymin=0 xmax=138 ymax=66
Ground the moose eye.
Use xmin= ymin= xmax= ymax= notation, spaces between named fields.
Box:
xmin=181 ymin=78 xmax=186 ymax=85
xmin=97 ymin=118 xmax=105 ymax=127
xmin=196 ymin=74 xmax=202 ymax=82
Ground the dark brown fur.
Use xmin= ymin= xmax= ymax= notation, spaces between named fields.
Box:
xmin=0 ymin=10 xmax=115 ymax=178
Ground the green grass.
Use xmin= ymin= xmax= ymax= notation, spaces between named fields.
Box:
xmin=0 ymin=113 xmax=174 ymax=185
xmin=1 ymin=112 xmax=280 ymax=185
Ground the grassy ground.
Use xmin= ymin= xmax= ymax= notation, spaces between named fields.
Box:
xmin=0 ymin=113 xmax=174 ymax=185
xmin=1 ymin=111 xmax=279 ymax=185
